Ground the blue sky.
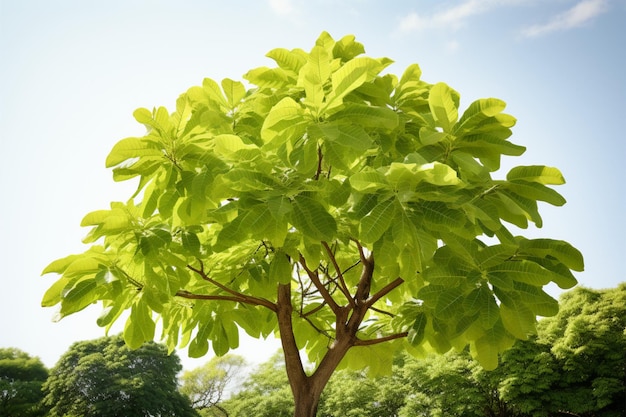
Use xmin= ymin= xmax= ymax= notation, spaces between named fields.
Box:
xmin=1 ymin=0 xmax=624 ymax=371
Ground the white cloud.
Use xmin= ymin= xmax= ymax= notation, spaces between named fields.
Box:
xmin=269 ymin=0 xmax=295 ymax=16
xmin=521 ymin=0 xmax=609 ymax=38
xmin=397 ymin=0 xmax=529 ymax=33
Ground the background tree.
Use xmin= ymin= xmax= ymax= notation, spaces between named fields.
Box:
xmin=42 ymin=335 xmax=198 ymax=417
xmin=223 ymin=353 xmax=294 ymax=417
xmin=0 ymin=348 xmax=49 ymax=417
xmin=42 ymin=32 xmax=583 ymax=416
xmin=180 ymin=354 xmax=246 ymax=416
xmin=493 ymin=284 xmax=626 ymax=416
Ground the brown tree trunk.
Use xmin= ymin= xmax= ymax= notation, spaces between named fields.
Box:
xmin=275 ymin=251 xmax=380 ymax=417
xmin=276 ymin=283 xmax=365 ymax=417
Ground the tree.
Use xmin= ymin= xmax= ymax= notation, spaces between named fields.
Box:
xmin=0 ymin=348 xmax=49 ymax=417
xmin=42 ymin=335 xmax=198 ymax=417
xmin=180 ymin=354 xmax=246 ymax=416
xmin=494 ymin=284 xmax=626 ymax=416
xmin=41 ymin=32 xmax=583 ymax=416
xmin=223 ymin=353 xmax=294 ymax=417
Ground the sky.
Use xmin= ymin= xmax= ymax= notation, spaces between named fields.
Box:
xmin=1 ymin=0 xmax=624 ymax=372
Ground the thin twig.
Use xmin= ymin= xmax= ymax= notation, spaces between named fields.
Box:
xmin=321 ymin=241 xmax=355 ymax=307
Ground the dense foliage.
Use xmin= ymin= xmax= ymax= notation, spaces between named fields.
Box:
xmin=42 ymin=32 xmax=583 ymax=415
xmin=42 ymin=335 xmax=197 ymax=417
xmin=0 ymin=348 xmax=49 ymax=417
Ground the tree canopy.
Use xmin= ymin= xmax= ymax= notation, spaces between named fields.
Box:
xmin=0 ymin=348 xmax=49 ymax=417
xmin=42 ymin=335 xmax=197 ymax=417
xmin=42 ymin=31 xmax=583 ymax=416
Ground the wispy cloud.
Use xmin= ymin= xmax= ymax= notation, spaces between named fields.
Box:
xmin=398 ymin=0 xmax=526 ymax=33
xmin=521 ymin=0 xmax=609 ymax=38
xmin=269 ymin=0 xmax=295 ymax=16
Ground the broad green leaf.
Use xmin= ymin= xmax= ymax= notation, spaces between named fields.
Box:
xmin=416 ymin=162 xmax=461 ymax=186
xmin=517 ymin=238 xmax=584 ymax=272
xmin=105 ymin=138 xmax=163 ymax=168
xmin=454 ymin=98 xmax=507 ymax=135
xmin=325 ymin=57 xmax=381 ymax=111
xmin=330 ymin=103 xmax=399 ymax=130
xmin=507 ymin=165 xmax=565 ymax=185
xmin=506 ymin=181 xmax=566 ymax=206
xmin=428 ymin=82 xmax=460 ymax=132
xmin=60 ymin=278 xmax=103 ymax=316
xmin=500 ymin=302 xmax=535 ymax=340
xmin=42 ymin=254 xmax=82 ymax=275
xmin=261 ymin=97 xmax=306 ymax=146
xmin=221 ymin=78 xmax=246 ymax=108
xmin=473 ymin=328 xmax=501 ymax=370
xmin=244 ymin=66 xmax=291 ymax=89
xmin=421 ymin=201 xmax=465 ymax=230
xmin=332 ymin=34 xmax=365 ymax=61
xmin=359 ymin=197 xmax=396 ymax=244
xmin=214 ymin=134 xmax=257 ymax=157
xmin=488 ymin=260 xmax=555 ymax=286
xmin=299 ymin=45 xmax=331 ymax=109
xmin=349 ymin=168 xmax=389 ymax=192
xmin=41 ymin=277 xmax=69 ymax=307
xmin=291 ymin=194 xmax=337 ymax=241
xmin=434 ymin=287 xmax=466 ymax=319
xmin=407 ymin=312 xmax=427 ymax=346
xmin=269 ymin=250 xmax=293 ymax=284
xmin=200 ymin=77 xmax=227 ymax=107
xmin=63 ymin=257 xmax=103 ymax=278
xmin=124 ymin=298 xmax=156 ymax=349
xmin=266 ymin=47 xmax=306 ymax=73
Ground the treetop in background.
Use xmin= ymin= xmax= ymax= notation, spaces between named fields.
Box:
xmin=42 ymin=31 xmax=582 ymax=416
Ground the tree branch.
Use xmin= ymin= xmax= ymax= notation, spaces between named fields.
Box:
xmin=354 ymin=332 xmax=408 ymax=346
xmin=298 ymin=253 xmax=342 ymax=315
xmin=366 ymin=277 xmax=404 ymax=308
xmin=175 ymin=290 xmax=277 ymax=311
xmin=185 ymin=262 xmax=277 ymax=311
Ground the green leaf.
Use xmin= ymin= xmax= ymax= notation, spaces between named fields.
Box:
xmin=435 ymin=287 xmax=466 ymax=320
xmin=124 ymin=298 xmax=156 ymax=349
xmin=517 ymin=238 xmax=584 ymax=272
xmin=454 ymin=98 xmax=507 ymax=135
xmin=473 ymin=328 xmax=501 ymax=370
xmin=428 ymin=82 xmax=460 ymax=132
xmin=325 ymin=57 xmax=380 ymax=111
xmin=507 ymin=165 xmax=565 ymax=185
xmin=291 ymin=194 xmax=337 ymax=241
xmin=500 ymin=302 xmax=535 ymax=340
xmin=266 ymin=47 xmax=306 ymax=73
xmin=105 ymin=137 xmax=163 ymax=168
xmin=330 ymin=103 xmax=398 ymax=130
xmin=221 ymin=78 xmax=246 ymax=108
xmin=407 ymin=312 xmax=427 ymax=346
xmin=261 ymin=97 xmax=306 ymax=146
xmin=488 ymin=260 xmax=555 ymax=286
xmin=506 ymin=181 xmax=566 ymax=206
xmin=359 ymin=197 xmax=396 ymax=244
xmin=269 ymin=250 xmax=293 ymax=284
xmin=41 ymin=277 xmax=68 ymax=307
xmin=42 ymin=254 xmax=82 ymax=275
xmin=421 ymin=201 xmax=465 ymax=230
xmin=349 ymin=168 xmax=389 ymax=192
xmin=299 ymin=45 xmax=330 ymax=109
